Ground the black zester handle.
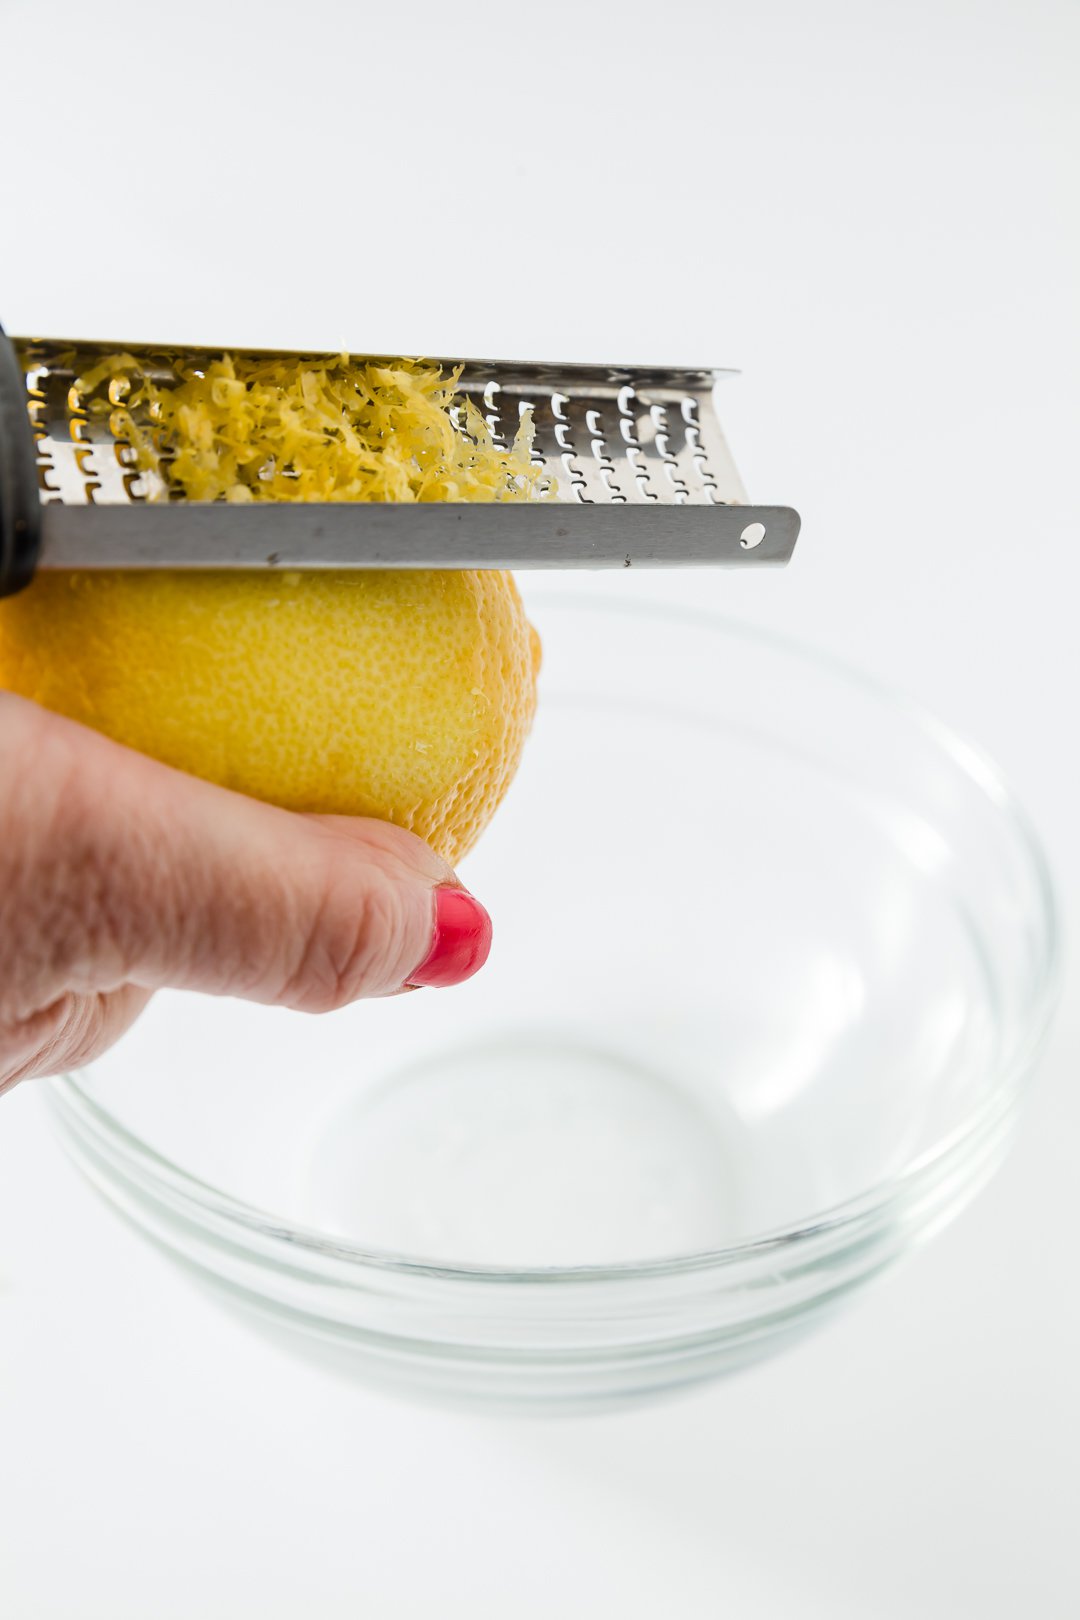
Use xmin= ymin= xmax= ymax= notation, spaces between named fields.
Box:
xmin=0 ymin=323 xmax=42 ymax=597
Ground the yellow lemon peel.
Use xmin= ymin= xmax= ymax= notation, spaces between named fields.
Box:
xmin=72 ymin=351 xmax=552 ymax=506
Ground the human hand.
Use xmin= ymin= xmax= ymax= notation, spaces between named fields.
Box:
xmin=0 ymin=693 xmax=492 ymax=1096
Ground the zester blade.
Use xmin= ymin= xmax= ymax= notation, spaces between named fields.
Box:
xmin=6 ymin=337 xmax=800 ymax=580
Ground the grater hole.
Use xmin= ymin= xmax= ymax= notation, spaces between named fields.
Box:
xmin=651 ymin=401 xmax=691 ymax=501
xmin=561 ymin=454 xmax=589 ymax=501
xmin=588 ymin=411 xmax=625 ymax=501
xmin=517 ymin=398 xmax=546 ymax=468
xmin=616 ymin=386 xmax=659 ymax=502
xmin=740 ymin=522 xmax=766 ymax=549
xmin=683 ymin=396 xmax=723 ymax=501
xmin=546 ymin=393 xmax=589 ymax=501
xmin=482 ymin=380 xmax=505 ymax=445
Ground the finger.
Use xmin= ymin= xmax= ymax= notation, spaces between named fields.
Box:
xmin=0 ymin=984 xmax=153 ymax=1091
xmin=0 ymin=694 xmax=492 ymax=1022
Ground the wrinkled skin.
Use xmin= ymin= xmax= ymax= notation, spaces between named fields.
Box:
xmin=0 ymin=694 xmax=458 ymax=1095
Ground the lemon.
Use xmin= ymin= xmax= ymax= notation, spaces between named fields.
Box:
xmin=0 ymin=568 xmax=541 ymax=865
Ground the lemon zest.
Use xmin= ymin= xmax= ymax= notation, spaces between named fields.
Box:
xmin=73 ymin=352 xmax=551 ymax=505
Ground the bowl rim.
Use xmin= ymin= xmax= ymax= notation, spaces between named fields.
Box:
xmin=51 ymin=594 xmax=1064 ymax=1285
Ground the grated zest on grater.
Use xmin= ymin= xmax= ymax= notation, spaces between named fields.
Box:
xmin=0 ymin=331 xmax=800 ymax=595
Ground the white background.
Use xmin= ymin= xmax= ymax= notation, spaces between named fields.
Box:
xmin=2 ymin=0 xmax=1079 ymax=1613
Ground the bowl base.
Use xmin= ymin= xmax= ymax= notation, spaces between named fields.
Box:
xmin=296 ymin=1033 xmax=741 ymax=1268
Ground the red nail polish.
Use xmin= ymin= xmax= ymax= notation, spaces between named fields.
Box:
xmin=407 ymin=886 xmax=493 ymax=990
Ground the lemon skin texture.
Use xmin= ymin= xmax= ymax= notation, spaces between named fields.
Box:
xmin=0 ymin=568 xmax=542 ymax=867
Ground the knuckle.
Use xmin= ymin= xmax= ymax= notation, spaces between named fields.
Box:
xmin=0 ymin=993 xmax=89 ymax=1086
xmin=282 ymin=879 xmax=413 ymax=1013
xmin=0 ymin=706 xmax=159 ymax=1015
xmin=0 ymin=725 xmax=96 ymax=1012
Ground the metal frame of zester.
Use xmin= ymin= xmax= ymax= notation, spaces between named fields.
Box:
xmin=0 ymin=325 xmax=799 ymax=586
xmin=0 ymin=324 xmax=43 ymax=598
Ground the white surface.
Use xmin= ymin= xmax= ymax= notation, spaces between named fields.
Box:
xmin=2 ymin=0 xmax=1079 ymax=1613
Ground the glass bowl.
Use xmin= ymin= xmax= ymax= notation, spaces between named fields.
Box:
xmin=47 ymin=596 xmax=1060 ymax=1410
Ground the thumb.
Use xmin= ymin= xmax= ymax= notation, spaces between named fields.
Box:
xmin=0 ymin=694 xmax=492 ymax=1021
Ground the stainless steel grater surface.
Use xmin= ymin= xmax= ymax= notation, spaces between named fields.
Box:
xmin=0 ymin=333 xmax=800 ymax=595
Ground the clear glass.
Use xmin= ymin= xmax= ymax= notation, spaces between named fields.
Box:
xmin=48 ymin=597 xmax=1061 ymax=1410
